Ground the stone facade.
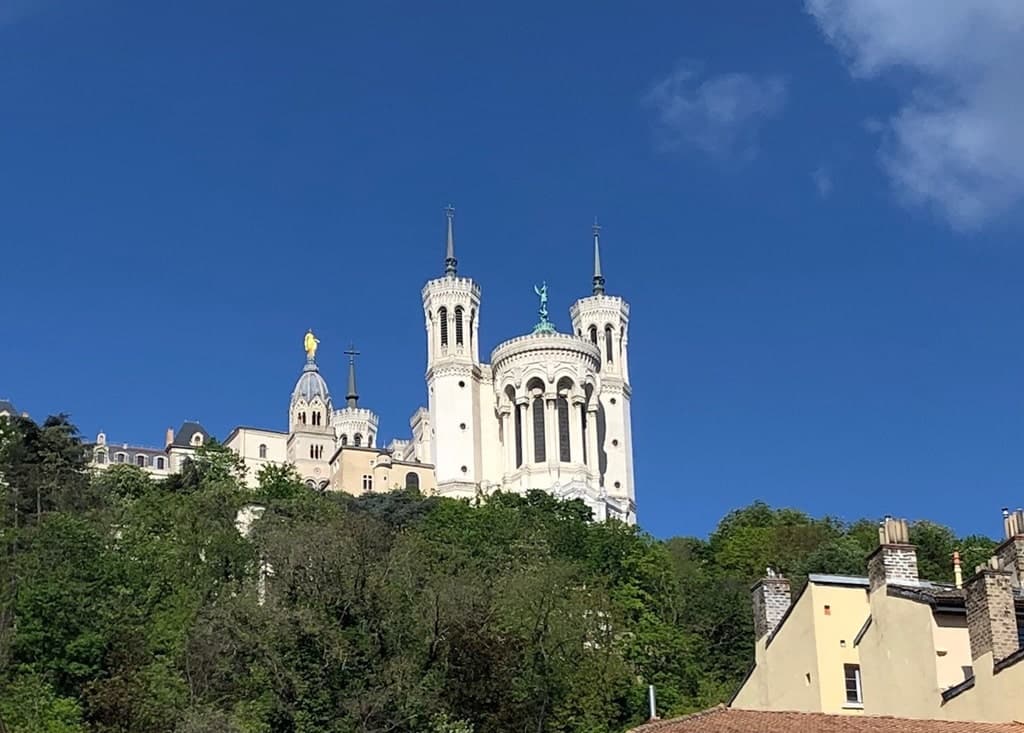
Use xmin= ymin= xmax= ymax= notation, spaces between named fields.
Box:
xmin=752 ymin=576 xmax=792 ymax=640
xmin=867 ymin=544 xmax=919 ymax=592
xmin=964 ymin=568 xmax=1017 ymax=663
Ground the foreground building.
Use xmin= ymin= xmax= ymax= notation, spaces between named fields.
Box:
xmin=732 ymin=512 xmax=1024 ymax=723
xmin=83 ymin=210 xmax=637 ymax=522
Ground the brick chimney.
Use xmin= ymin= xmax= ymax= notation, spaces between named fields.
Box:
xmin=866 ymin=516 xmax=918 ymax=592
xmin=165 ymin=427 xmax=174 ymax=448
xmin=995 ymin=508 xmax=1024 ymax=588
xmin=752 ymin=569 xmax=791 ymax=641
xmin=964 ymin=558 xmax=1018 ymax=663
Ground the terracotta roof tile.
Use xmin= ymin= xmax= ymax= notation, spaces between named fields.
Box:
xmin=628 ymin=706 xmax=1024 ymax=733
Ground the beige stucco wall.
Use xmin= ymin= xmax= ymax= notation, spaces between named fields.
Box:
xmin=941 ymin=651 xmax=1024 ymax=722
xmin=329 ymin=446 xmax=436 ymax=497
xmin=225 ymin=428 xmax=288 ymax=488
xmin=932 ymin=612 xmax=972 ymax=692
xmin=733 ymin=582 xmax=828 ymax=712
xmin=809 ymin=583 xmax=870 ymax=713
xmin=855 ymin=590 xmax=973 ymax=719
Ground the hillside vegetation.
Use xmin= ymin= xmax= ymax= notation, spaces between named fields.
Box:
xmin=0 ymin=414 xmax=997 ymax=733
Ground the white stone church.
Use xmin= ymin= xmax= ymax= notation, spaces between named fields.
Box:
xmin=89 ymin=209 xmax=636 ymax=523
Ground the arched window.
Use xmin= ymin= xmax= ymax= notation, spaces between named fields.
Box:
xmin=354 ymin=433 xmax=363 ymax=447
xmin=95 ymin=450 xmax=106 ymax=465
xmin=604 ymin=325 xmax=614 ymax=364
xmin=318 ymin=480 xmax=329 ymax=491
xmin=368 ymin=433 xmax=374 ymax=447
xmin=340 ymin=434 xmax=348 ymax=446
xmin=116 ymin=452 xmax=127 ymax=464
xmin=305 ymin=479 xmax=317 ymax=489
xmin=136 ymin=454 xmax=147 ymax=467
xmin=258 ymin=444 xmax=267 ymax=459
xmin=405 ymin=472 xmax=420 ymax=491
xmin=580 ymin=404 xmax=588 ymax=465
xmin=454 ymin=306 xmax=464 ymax=345
xmin=438 ymin=306 xmax=448 ymax=346
xmin=470 ymin=309 xmax=476 ymax=350
xmin=156 ymin=456 xmax=165 ymax=470
xmin=532 ymin=395 xmax=546 ymax=463
xmin=191 ymin=432 xmax=204 ymax=446
xmin=589 ymin=325 xmax=598 ymax=345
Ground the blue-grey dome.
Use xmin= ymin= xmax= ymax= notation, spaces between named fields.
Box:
xmin=292 ymin=361 xmax=330 ymax=403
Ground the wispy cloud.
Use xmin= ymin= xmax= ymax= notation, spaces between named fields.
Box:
xmin=644 ymin=64 xmax=788 ymax=161
xmin=806 ymin=0 xmax=1024 ymax=231
xmin=812 ymin=166 xmax=833 ymax=198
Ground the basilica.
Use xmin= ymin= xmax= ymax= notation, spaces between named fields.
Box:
xmin=89 ymin=210 xmax=636 ymax=522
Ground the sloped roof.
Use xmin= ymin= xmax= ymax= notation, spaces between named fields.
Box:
xmin=0 ymin=399 xmax=18 ymax=415
xmin=629 ymin=707 xmax=1024 ymax=733
xmin=171 ymin=421 xmax=210 ymax=447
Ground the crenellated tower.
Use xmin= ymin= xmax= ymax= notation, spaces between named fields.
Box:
xmin=287 ymin=329 xmax=335 ymax=489
xmin=569 ymin=222 xmax=635 ymax=521
xmin=332 ymin=344 xmax=380 ymax=448
xmin=422 ymin=206 xmax=483 ymax=498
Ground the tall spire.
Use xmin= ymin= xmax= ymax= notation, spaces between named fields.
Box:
xmin=344 ymin=343 xmax=361 ymax=408
xmin=444 ymin=204 xmax=457 ymax=277
xmin=592 ymin=219 xmax=606 ymax=295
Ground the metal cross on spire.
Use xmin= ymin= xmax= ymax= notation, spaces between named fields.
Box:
xmin=444 ymin=204 xmax=458 ymax=277
xmin=344 ymin=343 xmax=361 ymax=408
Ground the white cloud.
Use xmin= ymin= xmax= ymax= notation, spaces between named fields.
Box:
xmin=806 ymin=0 xmax=1024 ymax=230
xmin=644 ymin=65 xmax=788 ymax=160
xmin=812 ymin=166 xmax=833 ymax=198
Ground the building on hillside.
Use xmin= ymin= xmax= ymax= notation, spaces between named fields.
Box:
xmin=84 ymin=209 xmax=638 ymax=522
xmin=88 ymin=422 xmax=211 ymax=476
xmin=731 ymin=512 xmax=1024 ymax=723
xmin=0 ymin=399 xmax=26 ymax=419
xmin=627 ymin=706 xmax=1024 ymax=733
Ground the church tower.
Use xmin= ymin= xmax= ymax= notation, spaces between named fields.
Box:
xmin=332 ymin=345 xmax=380 ymax=449
xmin=287 ymin=330 xmax=334 ymax=489
xmin=569 ymin=223 xmax=635 ymax=521
xmin=422 ymin=206 xmax=483 ymax=498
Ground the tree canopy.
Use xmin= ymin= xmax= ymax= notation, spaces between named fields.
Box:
xmin=0 ymin=414 xmax=997 ymax=733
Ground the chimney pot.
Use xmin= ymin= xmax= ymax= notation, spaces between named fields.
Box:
xmin=867 ymin=516 xmax=918 ymax=591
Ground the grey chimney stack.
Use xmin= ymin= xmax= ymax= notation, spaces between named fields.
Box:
xmin=752 ymin=569 xmax=791 ymax=641
xmin=964 ymin=558 xmax=1018 ymax=663
xmin=866 ymin=516 xmax=919 ymax=592
xmin=995 ymin=508 xmax=1024 ymax=588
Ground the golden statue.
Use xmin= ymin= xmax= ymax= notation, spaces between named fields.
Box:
xmin=304 ymin=329 xmax=320 ymax=360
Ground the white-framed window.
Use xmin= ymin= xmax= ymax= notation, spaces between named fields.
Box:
xmin=844 ymin=664 xmax=863 ymax=706
xmin=116 ymin=452 xmax=127 ymax=463
xmin=155 ymin=456 xmax=165 ymax=470
xmin=362 ymin=474 xmax=373 ymax=492
xmin=191 ymin=432 xmax=203 ymax=446
xmin=136 ymin=454 xmax=147 ymax=468
xmin=95 ymin=450 xmax=106 ymax=465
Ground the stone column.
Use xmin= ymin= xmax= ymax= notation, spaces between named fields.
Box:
xmin=520 ymin=397 xmax=534 ymax=466
xmin=500 ymin=407 xmax=513 ymax=476
xmin=586 ymin=406 xmax=600 ymax=477
xmin=568 ymin=397 xmax=584 ymax=465
xmin=544 ymin=393 xmax=558 ymax=465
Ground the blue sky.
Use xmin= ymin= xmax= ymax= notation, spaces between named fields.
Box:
xmin=4 ymin=1 xmax=1024 ymax=541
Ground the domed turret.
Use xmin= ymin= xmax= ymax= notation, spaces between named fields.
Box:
xmin=293 ymin=363 xmax=330 ymax=403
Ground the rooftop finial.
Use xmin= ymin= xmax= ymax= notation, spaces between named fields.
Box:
xmin=444 ymin=204 xmax=457 ymax=277
xmin=592 ymin=218 xmax=605 ymax=295
xmin=304 ymin=329 xmax=319 ymax=364
xmin=344 ymin=343 xmax=361 ymax=408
